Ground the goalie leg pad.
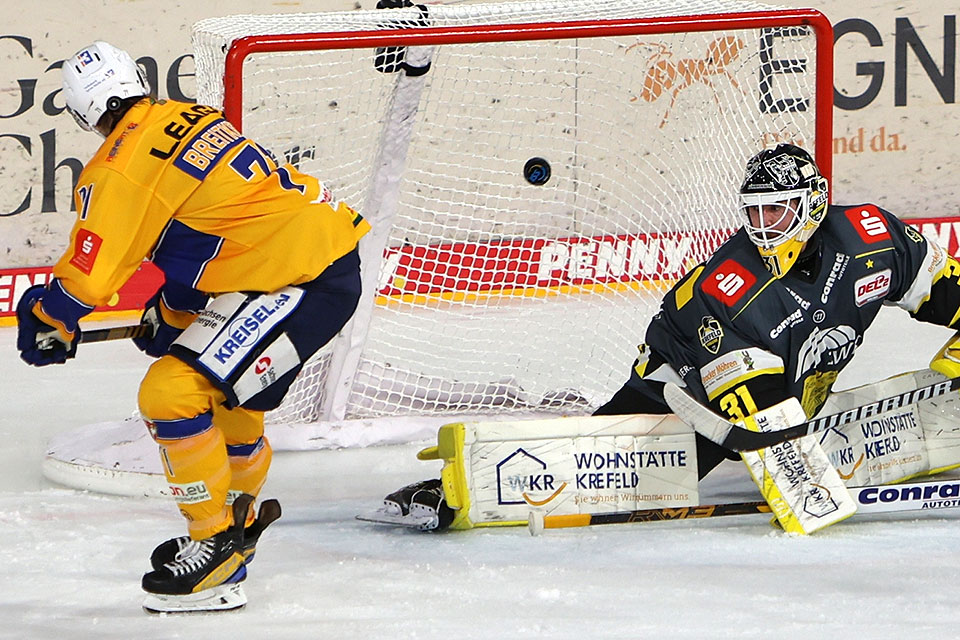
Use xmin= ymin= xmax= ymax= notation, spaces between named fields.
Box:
xmin=816 ymin=369 xmax=960 ymax=486
xmin=421 ymin=414 xmax=699 ymax=529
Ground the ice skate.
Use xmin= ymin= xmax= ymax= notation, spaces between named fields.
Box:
xmin=149 ymin=498 xmax=281 ymax=570
xmin=357 ymin=479 xmax=454 ymax=531
xmin=142 ymin=494 xmax=254 ymax=613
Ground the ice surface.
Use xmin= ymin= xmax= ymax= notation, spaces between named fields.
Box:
xmin=3 ymin=307 xmax=960 ymax=639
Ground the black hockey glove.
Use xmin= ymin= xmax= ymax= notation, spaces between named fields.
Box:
xmin=383 ymin=479 xmax=455 ymax=531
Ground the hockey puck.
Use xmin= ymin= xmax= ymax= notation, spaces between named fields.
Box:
xmin=523 ymin=157 xmax=551 ymax=185
xmin=527 ymin=511 xmax=545 ymax=536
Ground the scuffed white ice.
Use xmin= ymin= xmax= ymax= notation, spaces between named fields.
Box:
xmin=2 ymin=307 xmax=959 ymax=639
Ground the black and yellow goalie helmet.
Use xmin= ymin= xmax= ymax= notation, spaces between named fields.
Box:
xmin=739 ymin=144 xmax=829 ymax=278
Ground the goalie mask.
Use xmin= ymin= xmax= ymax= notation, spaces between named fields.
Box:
xmin=62 ymin=41 xmax=150 ymax=135
xmin=740 ymin=144 xmax=829 ymax=278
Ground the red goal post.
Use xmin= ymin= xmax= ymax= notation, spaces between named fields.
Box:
xmin=218 ymin=9 xmax=834 ymax=180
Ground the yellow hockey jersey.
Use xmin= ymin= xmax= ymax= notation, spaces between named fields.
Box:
xmin=55 ymin=98 xmax=369 ymax=308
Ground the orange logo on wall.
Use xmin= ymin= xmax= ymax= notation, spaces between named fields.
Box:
xmin=627 ymin=36 xmax=745 ymax=128
xmin=69 ymin=229 xmax=103 ymax=275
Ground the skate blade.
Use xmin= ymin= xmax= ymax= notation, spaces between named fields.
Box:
xmin=143 ymin=583 xmax=247 ymax=614
xmin=355 ymin=510 xmax=435 ymax=530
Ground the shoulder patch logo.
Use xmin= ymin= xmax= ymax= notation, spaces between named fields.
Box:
xmin=854 ymin=269 xmax=891 ymax=307
xmin=845 ymin=206 xmax=891 ymax=244
xmin=702 ymin=259 xmax=756 ymax=306
xmin=904 ymin=225 xmax=925 ymax=243
xmin=69 ymin=229 xmax=103 ymax=275
xmin=698 ymin=316 xmax=724 ymax=354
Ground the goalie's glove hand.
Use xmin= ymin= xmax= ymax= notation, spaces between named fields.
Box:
xmin=133 ymin=289 xmax=198 ymax=358
xmin=16 ymin=285 xmax=78 ymax=367
xmin=931 ymin=330 xmax=960 ymax=378
xmin=383 ymin=479 xmax=455 ymax=531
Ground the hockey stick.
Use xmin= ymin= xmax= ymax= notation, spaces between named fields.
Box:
xmin=528 ymin=501 xmax=770 ymax=533
xmin=35 ymin=323 xmax=149 ymax=351
xmin=81 ymin=324 xmax=150 ymax=343
xmin=663 ymin=379 xmax=960 ymax=452
xmin=527 ymin=477 xmax=960 ymax=534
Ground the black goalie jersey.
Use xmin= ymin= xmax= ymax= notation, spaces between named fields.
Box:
xmin=629 ymin=204 xmax=960 ymax=422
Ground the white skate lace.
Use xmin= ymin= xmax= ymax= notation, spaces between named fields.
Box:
xmin=164 ymin=539 xmax=216 ymax=577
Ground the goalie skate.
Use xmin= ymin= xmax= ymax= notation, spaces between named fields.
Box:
xmin=141 ymin=494 xmax=253 ymax=614
xmin=356 ymin=479 xmax=451 ymax=531
xmin=355 ymin=508 xmax=437 ymax=530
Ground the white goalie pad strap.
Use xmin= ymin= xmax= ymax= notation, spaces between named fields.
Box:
xmin=740 ymin=398 xmax=856 ymax=534
xmin=891 ymin=235 xmax=947 ymax=313
xmin=173 ymin=287 xmax=305 ymax=382
xmin=454 ymin=414 xmax=699 ymax=526
xmin=817 ymin=369 xmax=960 ymax=486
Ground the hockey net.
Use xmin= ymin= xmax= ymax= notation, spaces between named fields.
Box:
xmin=192 ymin=0 xmax=832 ymax=431
xmin=44 ymin=0 xmax=833 ymax=494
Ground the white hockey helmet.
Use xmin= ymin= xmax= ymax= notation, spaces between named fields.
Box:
xmin=61 ymin=41 xmax=150 ymax=134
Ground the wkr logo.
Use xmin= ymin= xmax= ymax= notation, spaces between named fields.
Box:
xmin=496 ymin=448 xmax=567 ymax=506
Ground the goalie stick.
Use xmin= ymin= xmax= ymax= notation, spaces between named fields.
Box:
xmin=663 ymin=379 xmax=960 ymax=452
xmin=529 ymin=501 xmax=770 ymax=533
xmin=527 ymin=476 xmax=960 ymax=534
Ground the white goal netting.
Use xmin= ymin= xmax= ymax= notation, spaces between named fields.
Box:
xmin=191 ymin=0 xmax=831 ymax=431
xmin=44 ymin=0 xmax=832 ymax=495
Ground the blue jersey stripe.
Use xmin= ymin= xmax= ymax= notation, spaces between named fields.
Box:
xmin=152 ymin=220 xmax=223 ymax=289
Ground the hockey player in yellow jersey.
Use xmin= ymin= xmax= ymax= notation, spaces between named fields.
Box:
xmin=16 ymin=41 xmax=370 ymax=613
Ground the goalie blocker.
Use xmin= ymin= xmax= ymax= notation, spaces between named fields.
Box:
xmin=374 ymin=369 xmax=960 ymax=530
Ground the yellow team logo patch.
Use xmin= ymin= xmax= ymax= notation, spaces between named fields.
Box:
xmin=698 ymin=316 xmax=724 ymax=354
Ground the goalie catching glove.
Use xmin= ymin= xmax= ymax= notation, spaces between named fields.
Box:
xmin=930 ymin=330 xmax=960 ymax=378
xmin=378 ymin=479 xmax=455 ymax=531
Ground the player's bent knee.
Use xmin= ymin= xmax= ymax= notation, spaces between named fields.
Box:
xmin=215 ymin=405 xmax=265 ymax=445
xmin=138 ymin=355 xmax=224 ymax=423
